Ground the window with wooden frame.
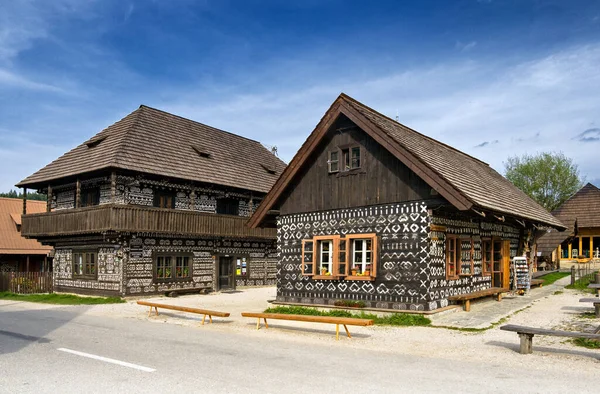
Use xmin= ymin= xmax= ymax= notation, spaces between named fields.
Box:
xmin=328 ymin=151 xmax=339 ymax=173
xmin=482 ymin=239 xmax=492 ymax=276
xmin=459 ymin=237 xmax=474 ymax=276
xmin=341 ymin=146 xmax=361 ymax=171
xmin=154 ymin=190 xmax=175 ymax=209
xmin=346 ymin=233 xmax=378 ymax=280
xmin=301 ymin=239 xmax=315 ymax=276
xmin=72 ymin=250 xmax=97 ymax=278
xmin=155 ymin=253 xmax=192 ymax=281
xmin=446 ymin=235 xmax=459 ymax=280
xmin=80 ymin=187 xmax=100 ymax=207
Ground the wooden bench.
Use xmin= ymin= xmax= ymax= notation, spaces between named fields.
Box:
xmin=580 ymin=298 xmax=600 ymax=317
xmin=137 ymin=301 xmax=230 ymax=325
xmin=241 ymin=312 xmax=373 ymax=340
xmin=530 ymin=279 xmax=544 ymax=288
xmin=447 ymin=287 xmax=508 ymax=312
xmin=588 ymin=283 xmax=600 ymax=296
xmin=500 ymin=324 xmax=600 ymax=354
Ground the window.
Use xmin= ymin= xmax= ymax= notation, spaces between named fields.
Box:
xmin=155 ymin=254 xmax=191 ymax=281
xmin=154 ymin=190 xmax=175 ymax=209
xmin=73 ymin=251 xmax=97 ymax=278
xmin=81 ymin=187 xmax=100 ymax=207
xmin=217 ymin=198 xmax=239 ymax=215
xmin=341 ymin=146 xmax=361 ymax=171
xmin=352 ymin=239 xmax=372 ymax=274
xmin=318 ymin=240 xmax=333 ymax=275
xmin=328 ymin=151 xmax=339 ymax=173
xmin=459 ymin=238 xmax=474 ymax=275
xmin=446 ymin=235 xmax=458 ymax=280
xmin=482 ymin=239 xmax=492 ymax=276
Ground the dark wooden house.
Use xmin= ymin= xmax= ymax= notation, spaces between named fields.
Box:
xmin=537 ymin=183 xmax=600 ymax=266
xmin=17 ymin=105 xmax=285 ymax=296
xmin=249 ymin=94 xmax=565 ymax=311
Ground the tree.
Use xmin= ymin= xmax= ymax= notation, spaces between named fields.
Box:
xmin=504 ymin=152 xmax=583 ymax=212
xmin=0 ymin=189 xmax=47 ymax=201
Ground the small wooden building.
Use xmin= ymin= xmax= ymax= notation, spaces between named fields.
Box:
xmin=249 ymin=94 xmax=565 ymax=311
xmin=0 ymin=198 xmax=53 ymax=272
xmin=537 ymin=183 xmax=600 ymax=265
xmin=17 ymin=105 xmax=285 ymax=296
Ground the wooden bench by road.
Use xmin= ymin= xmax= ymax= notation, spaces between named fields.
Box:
xmin=241 ymin=312 xmax=373 ymax=340
xmin=580 ymin=298 xmax=600 ymax=317
xmin=500 ymin=324 xmax=600 ymax=354
xmin=137 ymin=301 xmax=230 ymax=325
xmin=448 ymin=287 xmax=508 ymax=312
xmin=588 ymin=283 xmax=600 ymax=296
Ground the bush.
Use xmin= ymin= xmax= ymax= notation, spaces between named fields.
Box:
xmin=333 ymin=300 xmax=366 ymax=308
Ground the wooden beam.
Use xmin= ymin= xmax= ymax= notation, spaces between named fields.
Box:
xmin=26 ymin=255 xmax=30 ymax=273
xmin=47 ymin=185 xmax=52 ymax=212
xmin=22 ymin=187 xmax=27 ymax=215
xmin=75 ymin=178 xmax=81 ymax=208
xmin=190 ymin=188 xmax=196 ymax=211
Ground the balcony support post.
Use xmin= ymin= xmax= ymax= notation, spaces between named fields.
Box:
xmin=111 ymin=171 xmax=117 ymax=203
xmin=190 ymin=188 xmax=196 ymax=211
xmin=75 ymin=178 xmax=81 ymax=208
xmin=47 ymin=185 xmax=52 ymax=212
xmin=22 ymin=187 xmax=27 ymax=215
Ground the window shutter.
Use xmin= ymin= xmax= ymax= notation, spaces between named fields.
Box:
xmin=337 ymin=238 xmax=347 ymax=276
xmin=301 ymin=239 xmax=315 ymax=276
xmin=370 ymin=236 xmax=378 ymax=278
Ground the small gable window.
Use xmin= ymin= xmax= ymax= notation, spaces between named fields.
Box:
xmin=341 ymin=146 xmax=361 ymax=171
xmin=328 ymin=151 xmax=339 ymax=173
xmin=154 ymin=190 xmax=175 ymax=209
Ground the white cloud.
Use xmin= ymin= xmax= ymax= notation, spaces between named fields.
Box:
xmin=0 ymin=69 xmax=65 ymax=92
xmin=456 ymin=41 xmax=477 ymax=52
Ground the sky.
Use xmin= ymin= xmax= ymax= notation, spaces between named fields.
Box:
xmin=1 ymin=0 xmax=600 ymax=192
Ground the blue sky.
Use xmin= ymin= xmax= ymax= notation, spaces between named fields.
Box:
xmin=1 ymin=0 xmax=600 ymax=192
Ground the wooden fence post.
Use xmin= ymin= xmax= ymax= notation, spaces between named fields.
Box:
xmin=571 ymin=266 xmax=576 ymax=285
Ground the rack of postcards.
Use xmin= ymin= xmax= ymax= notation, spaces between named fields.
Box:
xmin=512 ymin=256 xmax=530 ymax=291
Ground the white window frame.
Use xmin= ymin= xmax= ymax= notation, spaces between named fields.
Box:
xmin=319 ymin=240 xmax=333 ymax=274
xmin=352 ymin=239 xmax=372 ymax=273
xmin=328 ymin=151 xmax=339 ymax=173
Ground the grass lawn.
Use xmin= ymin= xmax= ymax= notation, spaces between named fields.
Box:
xmin=565 ymin=272 xmax=598 ymax=294
xmin=263 ymin=305 xmax=431 ymax=327
xmin=0 ymin=291 xmax=125 ymax=305
xmin=572 ymin=338 xmax=600 ymax=349
xmin=536 ymin=271 xmax=571 ymax=286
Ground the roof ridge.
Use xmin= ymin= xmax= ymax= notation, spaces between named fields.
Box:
xmin=338 ymin=93 xmax=489 ymax=166
xmin=112 ymin=106 xmax=145 ymax=168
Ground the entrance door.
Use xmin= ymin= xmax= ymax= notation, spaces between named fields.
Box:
xmin=218 ymin=256 xmax=234 ymax=290
xmin=492 ymin=239 xmax=510 ymax=288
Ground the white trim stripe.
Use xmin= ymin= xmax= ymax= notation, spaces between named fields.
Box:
xmin=57 ymin=348 xmax=155 ymax=373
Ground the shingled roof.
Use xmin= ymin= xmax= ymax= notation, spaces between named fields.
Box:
xmin=0 ymin=198 xmax=52 ymax=255
xmin=249 ymin=93 xmax=565 ymax=229
xmin=537 ymin=183 xmax=600 ymax=255
xmin=17 ymin=105 xmax=286 ymax=194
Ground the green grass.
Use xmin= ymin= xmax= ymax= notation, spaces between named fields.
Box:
xmin=537 ymin=272 xmax=571 ymax=286
xmin=553 ymin=290 xmax=564 ymax=295
xmin=263 ymin=305 xmax=431 ymax=327
xmin=0 ymin=291 xmax=125 ymax=305
xmin=579 ymin=312 xmax=598 ymax=319
xmin=572 ymin=338 xmax=600 ymax=349
xmin=565 ymin=273 xmax=597 ymax=293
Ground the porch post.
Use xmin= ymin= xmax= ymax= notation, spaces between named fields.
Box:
xmin=26 ymin=255 xmax=30 ymax=272
xmin=190 ymin=188 xmax=196 ymax=211
xmin=47 ymin=185 xmax=52 ymax=212
xmin=75 ymin=178 xmax=81 ymax=208
xmin=22 ymin=188 xmax=27 ymax=215
xmin=110 ymin=171 xmax=117 ymax=203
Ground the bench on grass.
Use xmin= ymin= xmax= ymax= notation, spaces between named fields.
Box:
xmin=580 ymin=298 xmax=600 ymax=317
xmin=137 ymin=301 xmax=230 ymax=325
xmin=500 ymin=324 xmax=600 ymax=354
xmin=241 ymin=312 xmax=373 ymax=340
xmin=588 ymin=283 xmax=600 ymax=296
xmin=447 ymin=287 xmax=508 ymax=312
xmin=530 ymin=279 xmax=544 ymax=288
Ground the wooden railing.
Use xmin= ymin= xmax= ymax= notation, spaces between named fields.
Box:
xmin=0 ymin=272 xmax=53 ymax=294
xmin=21 ymin=204 xmax=275 ymax=239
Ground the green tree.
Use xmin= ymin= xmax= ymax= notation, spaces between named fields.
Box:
xmin=504 ymin=152 xmax=583 ymax=212
xmin=0 ymin=189 xmax=47 ymax=201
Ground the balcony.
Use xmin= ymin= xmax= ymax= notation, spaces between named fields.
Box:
xmin=21 ymin=204 xmax=275 ymax=240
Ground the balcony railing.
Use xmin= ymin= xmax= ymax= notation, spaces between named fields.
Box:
xmin=21 ymin=204 xmax=275 ymax=239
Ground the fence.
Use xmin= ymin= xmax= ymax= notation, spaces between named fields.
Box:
xmin=570 ymin=261 xmax=600 ymax=286
xmin=0 ymin=272 xmax=53 ymax=294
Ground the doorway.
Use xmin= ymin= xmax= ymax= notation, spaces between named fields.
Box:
xmin=492 ymin=239 xmax=510 ymax=288
xmin=218 ymin=256 xmax=234 ymax=290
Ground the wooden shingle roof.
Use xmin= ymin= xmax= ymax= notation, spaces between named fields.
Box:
xmin=0 ymin=198 xmax=52 ymax=255
xmin=537 ymin=183 xmax=600 ymax=254
xmin=17 ymin=106 xmax=286 ymax=194
xmin=249 ymin=93 xmax=565 ymax=229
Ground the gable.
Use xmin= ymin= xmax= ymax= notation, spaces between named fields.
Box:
xmin=277 ymin=114 xmax=434 ymax=215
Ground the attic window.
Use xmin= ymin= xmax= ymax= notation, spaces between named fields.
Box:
xmin=261 ymin=164 xmax=276 ymax=175
xmin=86 ymin=136 xmax=106 ymax=148
xmin=192 ymin=146 xmax=211 ymax=158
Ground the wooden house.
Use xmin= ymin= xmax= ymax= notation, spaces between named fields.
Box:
xmin=17 ymin=105 xmax=285 ymax=296
xmin=249 ymin=94 xmax=565 ymax=311
xmin=537 ymin=183 xmax=600 ymax=265
xmin=0 ymin=198 xmax=53 ymax=272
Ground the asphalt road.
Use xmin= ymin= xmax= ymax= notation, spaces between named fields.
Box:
xmin=0 ymin=303 xmax=596 ymax=394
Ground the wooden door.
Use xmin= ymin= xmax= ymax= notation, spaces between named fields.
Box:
xmin=218 ymin=256 xmax=234 ymax=290
xmin=502 ymin=240 xmax=511 ymax=289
